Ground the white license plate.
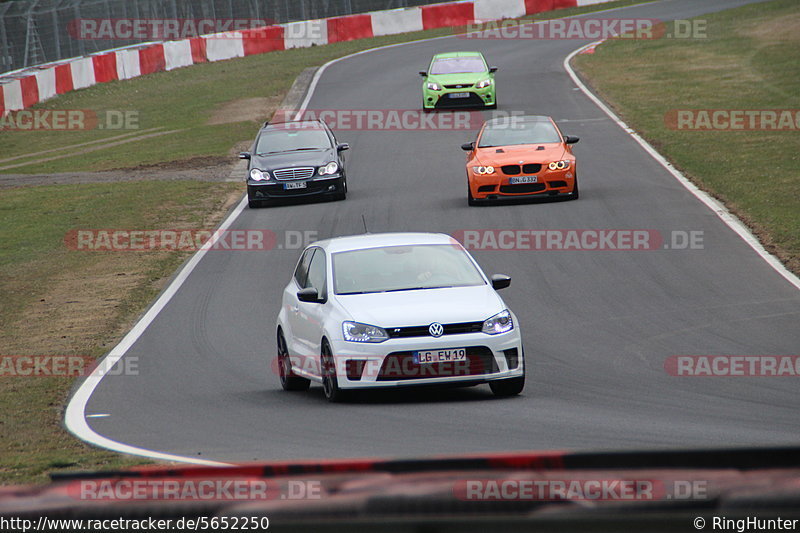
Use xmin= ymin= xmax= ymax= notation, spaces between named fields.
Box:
xmin=449 ymin=92 xmax=470 ymax=98
xmin=413 ymin=348 xmax=467 ymax=364
xmin=284 ymin=181 xmax=307 ymax=190
xmin=510 ymin=176 xmax=537 ymax=184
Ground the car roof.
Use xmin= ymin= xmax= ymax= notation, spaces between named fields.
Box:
xmin=311 ymin=232 xmax=459 ymax=254
xmin=432 ymin=51 xmax=484 ymax=59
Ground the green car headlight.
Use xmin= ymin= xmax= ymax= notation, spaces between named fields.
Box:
xmin=426 ymin=82 xmax=442 ymax=91
xmin=476 ymin=79 xmax=493 ymax=89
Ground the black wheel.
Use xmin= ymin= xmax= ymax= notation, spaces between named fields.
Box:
xmin=334 ymin=180 xmax=347 ymax=201
xmin=278 ymin=330 xmax=310 ymax=391
xmin=321 ymin=340 xmax=348 ymax=403
xmin=490 ymin=375 xmax=525 ymax=397
xmin=570 ymin=174 xmax=579 ymax=200
xmin=489 ymin=355 xmax=525 ymax=397
xmin=468 ymin=179 xmax=479 ymax=206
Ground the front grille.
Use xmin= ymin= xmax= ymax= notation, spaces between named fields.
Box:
xmin=499 ymin=183 xmax=547 ymax=194
xmin=251 ymin=181 xmax=340 ymax=198
xmin=502 ymin=164 xmax=542 ymax=175
xmin=501 ymin=165 xmax=520 ymax=175
xmin=444 ymin=83 xmax=473 ymax=89
xmin=387 ymin=321 xmax=483 ymax=339
xmin=377 ymin=346 xmax=497 ymax=381
xmin=435 ymin=93 xmax=485 ymax=108
xmin=273 ymin=167 xmax=315 ymax=180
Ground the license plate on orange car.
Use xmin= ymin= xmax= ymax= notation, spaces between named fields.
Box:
xmin=413 ymin=348 xmax=467 ymax=364
xmin=284 ymin=181 xmax=307 ymax=190
xmin=510 ymin=176 xmax=537 ymax=184
xmin=449 ymin=92 xmax=470 ymax=98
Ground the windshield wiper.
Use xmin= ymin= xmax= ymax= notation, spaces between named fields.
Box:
xmin=383 ymin=285 xmax=453 ymax=293
xmin=257 ymin=147 xmax=322 ymax=155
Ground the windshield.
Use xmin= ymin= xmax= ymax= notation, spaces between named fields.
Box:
xmin=478 ymin=120 xmax=562 ymax=147
xmin=430 ymin=57 xmax=486 ymax=75
xmin=333 ymin=244 xmax=485 ymax=295
xmin=255 ymin=127 xmax=330 ymax=154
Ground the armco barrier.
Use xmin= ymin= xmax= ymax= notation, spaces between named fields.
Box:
xmin=0 ymin=0 xmax=615 ymax=116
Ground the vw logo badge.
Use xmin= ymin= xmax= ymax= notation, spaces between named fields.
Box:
xmin=429 ymin=322 xmax=444 ymax=337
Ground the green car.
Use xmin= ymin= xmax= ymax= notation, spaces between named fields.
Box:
xmin=420 ymin=52 xmax=497 ymax=111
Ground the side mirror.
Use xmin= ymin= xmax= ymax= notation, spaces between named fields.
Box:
xmin=490 ymin=274 xmax=511 ymax=290
xmin=337 ymin=143 xmax=350 ymax=152
xmin=297 ymin=287 xmax=321 ymax=303
xmin=489 ymin=66 xmax=498 ymax=73
xmin=461 ymin=142 xmax=475 ymax=151
xmin=239 ymin=152 xmax=251 ymax=160
xmin=565 ymin=136 xmax=580 ymax=144
xmin=419 ymin=71 xmax=428 ymax=77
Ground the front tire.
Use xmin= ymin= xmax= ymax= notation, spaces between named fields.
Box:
xmin=490 ymin=374 xmax=525 ymax=397
xmin=570 ymin=174 xmax=579 ymax=200
xmin=490 ymin=355 xmax=525 ymax=397
xmin=321 ymin=340 xmax=348 ymax=403
xmin=278 ymin=331 xmax=310 ymax=391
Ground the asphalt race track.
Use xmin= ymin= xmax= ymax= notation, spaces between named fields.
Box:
xmin=77 ymin=0 xmax=800 ymax=464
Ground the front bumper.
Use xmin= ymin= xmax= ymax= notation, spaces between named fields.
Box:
xmin=247 ymin=175 xmax=345 ymax=200
xmin=424 ymin=86 xmax=495 ymax=109
xmin=326 ymin=328 xmax=523 ymax=390
xmin=468 ymin=167 xmax=576 ymax=200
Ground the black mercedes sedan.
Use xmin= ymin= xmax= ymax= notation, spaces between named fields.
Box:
xmin=240 ymin=119 xmax=349 ymax=208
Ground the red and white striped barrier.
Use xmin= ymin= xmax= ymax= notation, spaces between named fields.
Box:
xmin=1 ymin=0 xmax=614 ymax=116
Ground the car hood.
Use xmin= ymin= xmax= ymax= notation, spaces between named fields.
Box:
xmin=250 ymin=148 xmax=335 ymax=172
xmin=475 ymin=143 xmax=566 ymax=165
xmin=335 ymin=284 xmax=506 ymax=328
xmin=427 ymin=72 xmax=490 ymax=85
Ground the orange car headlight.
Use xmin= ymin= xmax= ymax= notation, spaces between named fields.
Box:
xmin=548 ymin=160 xmax=571 ymax=171
xmin=472 ymin=166 xmax=495 ymax=175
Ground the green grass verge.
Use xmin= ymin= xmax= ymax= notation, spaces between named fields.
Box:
xmin=0 ymin=181 xmax=240 ymax=485
xmin=573 ymin=0 xmax=799 ymax=274
xmin=0 ymin=0 xmax=651 ymax=174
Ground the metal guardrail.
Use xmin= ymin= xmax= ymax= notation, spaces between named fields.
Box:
xmin=0 ymin=0 xmax=440 ymax=74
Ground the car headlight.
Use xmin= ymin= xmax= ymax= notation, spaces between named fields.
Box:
xmin=548 ymin=160 xmax=571 ymax=171
xmin=343 ymin=321 xmax=389 ymax=343
xmin=471 ymin=165 xmax=495 ymax=175
xmin=318 ymin=161 xmax=339 ymax=176
xmin=249 ymin=168 xmax=269 ymax=181
xmin=482 ymin=310 xmax=513 ymax=335
xmin=476 ymin=78 xmax=492 ymax=89
xmin=426 ymin=82 xmax=442 ymax=91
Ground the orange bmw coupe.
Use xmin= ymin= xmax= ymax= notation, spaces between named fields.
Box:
xmin=462 ymin=115 xmax=579 ymax=205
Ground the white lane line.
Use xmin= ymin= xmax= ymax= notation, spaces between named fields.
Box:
xmin=86 ymin=414 xmax=111 ymax=418
xmin=64 ymin=197 xmax=248 ymax=466
xmin=563 ymin=41 xmax=800 ymax=292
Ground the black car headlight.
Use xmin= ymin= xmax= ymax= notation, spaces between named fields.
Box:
xmin=318 ymin=162 xmax=339 ymax=176
xmin=250 ymin=168 xmax=270 ymax=181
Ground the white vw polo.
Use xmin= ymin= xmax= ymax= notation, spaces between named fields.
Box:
xmin=275 ymin=232 xmax=524 ymax=402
